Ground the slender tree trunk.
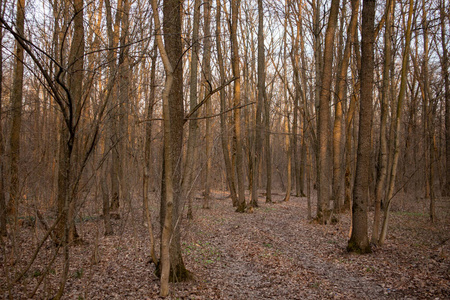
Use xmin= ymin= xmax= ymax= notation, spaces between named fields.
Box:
xmin=372 ymin=0 xmax=394 ymax=244
xmin=231 ymin=0 xmax=246 ymax=213
xmin=216 ymin=0 xmax=238 ymax=207
xmin=347 ymin=0 xmax=375 ymax=254
xmin=333 ymin=0 xmax=359 ymax=213
xmin=143 ymin=42 xmax=157 ymax=262
xmin=442 ymin=0 xmax=450 ymax=197
xmin=55 ymin=0 xmax=85 ymax=297
xmin=150 ymin=0 xmax=174 ymax=295
xmin=102 ymin=163 xmax=113 ymax=236
xmin=105 ymin=0 xmax=123 ymax=213
xmin=283 ymin=3 xmax=291 ymax=203
xmin=0 ymin=0 xmax=6 ymax=236
xmin=203 ymin=0 xmax=213 ymax=209
xmin=251 ymin=0 xmax=265 ymax=208
xmin=8 ymin=0 xmax=25 ymax=217
xmin=422 ymin=0 xmax=435 ymax=222
xmin=379 ymin=0 xmax=414 ymax=246
xmin=264 ymin=59 xmax=272 ymax=203
xmin=118 ymin=0 xmax=131 ymax=209
xmin=184 ymin=0 xmax=201 ymax=219
xmin=317 ymin=0 xmax=340 ymax=224
xmin=162 ymin=0 xmax=188 ymax=283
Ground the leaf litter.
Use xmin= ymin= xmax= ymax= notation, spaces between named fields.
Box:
xmin=0 ymin=190 xmax=448 ymax=299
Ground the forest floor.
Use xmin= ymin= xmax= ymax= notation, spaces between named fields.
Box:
xmin=1 ymin=190 xmax=449 ymax=299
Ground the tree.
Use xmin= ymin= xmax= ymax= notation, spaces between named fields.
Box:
xmin=254 ymin=0 xmax=266 ymax=205
xmin=0 ymin=0 xmax=6 ymax=237
xmin=379 ymin=0 xmax=414 ymax=245
xmin=150 ymin=0 xmax=174 ymax=295
xmin=8 ymin=0 xmax=25 ymax=219
xmin=372 ymin=0 xmax=394 ymax=244
xmin=203 ymin=0 xmax=213 ymax=209
xmin=317 ymin=0 xmax=340 ymax=224
xmin=155 ymin=0 xmax=189 ymax=285
xmin=143 ymin=41 xmax=157 ymax=262
xmin=332 ymin=0 xmax=359 ymax=213
xmin=440 ymin=0 xmax=450 ymax=197
xmin=231 ymin=0 xmax=246 ymax=213
xmin=183 ymin=0 xmax=201 ymax=219
xmin=347 ymin=0 xmax=375 ymax=254
xmin=216 ymin=0 xmax=238 ymax=207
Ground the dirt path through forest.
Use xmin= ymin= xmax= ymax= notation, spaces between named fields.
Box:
xmin=184 ymin=194 xmax=387 ymax=299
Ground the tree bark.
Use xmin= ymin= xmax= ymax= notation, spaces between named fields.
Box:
xmin=143 ymin=41 xmax=157 ymax=262
xmin=332 ymin=0 xmax=359 ymax=213
xmin=105 ymin=0 xmax=123 ymax=213
xmin=216 ymin=0 xmax=238 ymax=207
xmin=0 ymin=0 xmax=6 ymax=236
xmin=203 ymin=0 xmax=213 ymax=209
xmin=440 ymin=0 xmax=450 ymax=197
xmin=347 ymin=0 xmax=375 ymax=254
xmin=372 ymin=0 xmax=394 ymax=244
xmin=231 ymin=0 xmax=246 ymax=213
xmin=379 ymin=0 xmax=414 ymax=246
xmin=150 ymin=0 xmax=174 ymax=295
xmin=183 ymin=0 xmax=201 ymax=219
xmin=317 ymin=0 xmax=340 ymax=224
xmin=160 ymin=0 xmax=189 ymax=283
xmin=251 ymin=0 xmax=265 ymax=208
xmin=8 ymin=0 xmax=25 ymax=217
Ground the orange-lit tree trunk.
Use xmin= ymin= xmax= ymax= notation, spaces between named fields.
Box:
xmin=317 ymin=0 xmax=340 ymax=224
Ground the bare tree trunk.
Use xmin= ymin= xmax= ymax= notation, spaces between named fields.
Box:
xmin=0 ymin=0 xmax=6 ymax=237
xmin=231 ymin=0 xmax=246 ymax=213
xmin=379 ymin=0 xmax=414 ymax=246
xmin=317 ymin=0 xmax=340 ymax=224
xmin=347 ymin=0 xmax=375 ymax=254
xmin=372 ymin=0 xmax=394 ymax=244
xmin=55 ymin=0 xmax=85 ymax=297
xmin=264 ymin=60 xmax=272 ymax=204
xmin=283 ymin=3 xmax=291 ymax=203
xmin=101 ymin=165 xmax=113 ymax=236
xmin=422 ymin=0 xmax=435 ymax=222
xmin=332 ymin=0 xmax=359 ymax=213
xmin=150 ymin=0 xmax=174 ymax=295
xmin=203 ymin=0 xmax=213 ymax=209
xmin=143 ymin=42 xmax=157 ymax=263
xmin=184 ymin=0 xmax=201 ymax=219
xmin=442 ymin=0 xmax=450 ymax=197
xmin=118 ymin=0 xmax=131 ymax=209
xmin=8 ymin=0 xmax=25 ymax=218
xmin=216 ymin=0 xmax=238 ymax=207
xmin=162 ymin=0 xmax=189 ymax=283
xmin=105 ymin=0 xmax=123 ymax=213
xmin=251 ymin=0 xmax=265 ymax=208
